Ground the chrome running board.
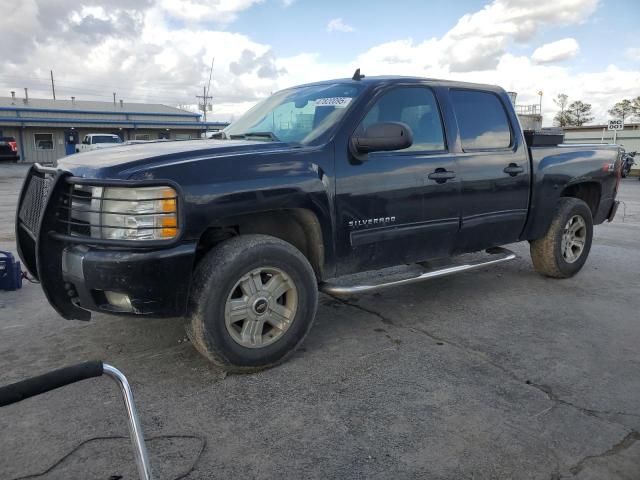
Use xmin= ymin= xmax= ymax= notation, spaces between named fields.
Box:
xmin=320 ymin=247 xmax=516 ymax=297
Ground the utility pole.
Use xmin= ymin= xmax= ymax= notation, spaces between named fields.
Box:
xmin=50 ymin=70 xmax=56 ymax=100
xmin=195 ymin=57 xmax=215 ymax=125
xmin=196 ymin=85 xmax=213 ymax=123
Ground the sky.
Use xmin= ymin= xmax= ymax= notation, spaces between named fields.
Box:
xmin=0 ymin=0 xmax=638 ymax=126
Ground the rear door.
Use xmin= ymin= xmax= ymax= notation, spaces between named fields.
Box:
xmin=448 ymin=89 xmax=530 ymax=252
xmin=335 ymin=85 xmax=460 ymax=274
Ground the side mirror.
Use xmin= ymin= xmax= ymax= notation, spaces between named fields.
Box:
xmin=352 ymin=122 xmax=413 ymax=154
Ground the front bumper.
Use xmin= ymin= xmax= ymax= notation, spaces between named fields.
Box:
xmin=15 ymin=164 xmax=196 ymax=320
xmin=61 ymin=242 xmax=196 ymax=317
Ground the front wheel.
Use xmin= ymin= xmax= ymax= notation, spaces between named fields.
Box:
xmin=530 ymin=198 xmax=594 ymax=278
xmin=187 ymin=234 xmax=318 ymax=372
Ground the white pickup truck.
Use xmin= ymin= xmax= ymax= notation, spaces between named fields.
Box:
xmin=76 ymin=134 xmax=123 ymax=153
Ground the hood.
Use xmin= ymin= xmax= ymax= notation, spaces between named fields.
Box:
xmin=57 ymin=139 xmax=294 ymax=178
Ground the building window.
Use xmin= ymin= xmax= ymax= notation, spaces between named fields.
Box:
xmin=175 ymin=134 xmax=192 ymax=140
xmin=34 ymin=133 xmax=54 ymax=150
xmin=135 ymin=134 xmax=151 ymax=141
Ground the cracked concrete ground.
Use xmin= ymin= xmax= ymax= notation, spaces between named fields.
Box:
xmin=0 ymin=163 xmax=639 ymax=479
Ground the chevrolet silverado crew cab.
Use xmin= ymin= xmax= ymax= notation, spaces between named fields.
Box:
xmin=76 ymin=133 xmax=123 ymax=153
xmin=16 ymin=74 xmax=621 ymax=371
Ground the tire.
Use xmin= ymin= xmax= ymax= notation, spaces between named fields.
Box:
xmin=187 ymin=234 xmax=318 ymax=372
xmin=529 ymin=197 xmax=593 ymax=278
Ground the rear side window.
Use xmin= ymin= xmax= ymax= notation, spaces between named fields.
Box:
xmin=450 ymin=90 xmax=511 ymax=150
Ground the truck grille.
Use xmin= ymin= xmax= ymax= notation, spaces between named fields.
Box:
xmin=18 ymin=173 xmax=53 ymax=235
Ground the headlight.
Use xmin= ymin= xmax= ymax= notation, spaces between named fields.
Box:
xmin=87 ymin=186 xmax=179 ymax=241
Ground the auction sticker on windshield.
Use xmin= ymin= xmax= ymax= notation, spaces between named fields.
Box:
xmin=315 ymin=97 xmax=352 ymax=108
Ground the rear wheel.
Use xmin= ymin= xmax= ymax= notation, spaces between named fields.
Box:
xmin=530 ymin=198 xmax=593 ymax=278
xmin=187 ymin=234 xmax=318 ymax=372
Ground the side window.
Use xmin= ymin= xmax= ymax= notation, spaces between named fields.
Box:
xmin=450 ymin=90 xmax=511 ymax=150
xmin=359 ymin=87 xmax=445 ymax=152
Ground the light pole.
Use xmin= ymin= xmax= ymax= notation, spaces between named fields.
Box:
xmin=537 ymin=90 xmax=543 ymax=115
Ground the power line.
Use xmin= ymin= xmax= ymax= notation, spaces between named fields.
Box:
xmin=0 ymin=74 xmax=208 ymax=98
xmin=0 ymin=83 xmax=198 ymax=105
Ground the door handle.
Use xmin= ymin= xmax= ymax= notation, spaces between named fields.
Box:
xmin=503 ymin=163 xmax=524 ymax=176
xmin=428 ymin=168 xmax=456 ymax=184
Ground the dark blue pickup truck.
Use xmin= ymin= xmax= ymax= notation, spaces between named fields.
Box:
xmin=16 ymin=74 xmax=621 ymax=371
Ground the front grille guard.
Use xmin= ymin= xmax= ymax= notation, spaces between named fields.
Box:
xmin=15 ymin=164 xmax=59 ymax=279
xmin=15 ymin=164 xmax=185 ymax=321
xmin=15 ymin=164 xmax=90 ymax=320
xmin=18 ymin=171 xmax=53 ymax=237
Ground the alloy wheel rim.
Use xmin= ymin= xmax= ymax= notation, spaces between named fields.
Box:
xmin=224 ymin=267 xmax=298 ymax=348
xmin=561 ymin=215 xmax=587 ymax=264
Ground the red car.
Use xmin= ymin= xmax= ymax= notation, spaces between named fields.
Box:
xmin=0 ymin=136 xmax=19 ymax=162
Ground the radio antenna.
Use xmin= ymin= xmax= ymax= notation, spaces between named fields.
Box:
xmin=352 ymin=68 xmax=365 ymax=81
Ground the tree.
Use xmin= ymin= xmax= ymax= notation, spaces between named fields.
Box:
xmin=632 ymin=96 xmax=640 ymax=120
xmin=567 ymin=101 xmax=594 ymax=126
xmin=553 ymin=93 xmax=571 ymax=127
xmin=608 ymin=99 xmax=634 ymax=124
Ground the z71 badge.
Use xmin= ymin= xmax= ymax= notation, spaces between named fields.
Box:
xmin=348 ymin=217 xmax=396 ymax=229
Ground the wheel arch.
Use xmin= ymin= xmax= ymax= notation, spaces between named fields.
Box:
xmin=196 ymin=208 xmax=326 ymax=281
xmin=560 ymin=181 xmax=601 ymax=218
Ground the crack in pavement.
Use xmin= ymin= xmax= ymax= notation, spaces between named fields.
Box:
xmin=568 ymin=430 xmax=640 ymax=476
xmin=324 ymin=294 xmax=640 ymax=477
xmin=326 ymin=295 xmax=639 ymax=423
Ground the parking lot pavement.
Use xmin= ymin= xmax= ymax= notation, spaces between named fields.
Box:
xmin=1 ymin=164 xmax=639 ymax=479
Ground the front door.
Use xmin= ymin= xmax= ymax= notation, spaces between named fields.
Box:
xmin=64 ymin=130 xmax=78 ymax=155
xmin=335 ymin=86 xmax=460 ymax=275
xmin=448 ymin=89 xmax=531 ymax=252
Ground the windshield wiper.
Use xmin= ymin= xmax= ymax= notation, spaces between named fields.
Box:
xmin=230 ymin=131 xmax=280 ymax=142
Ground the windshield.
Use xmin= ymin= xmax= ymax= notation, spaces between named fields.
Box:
xmin=223 ymin=82 xmax=366 ymax=145
xmin=93 ymin=136 xmax=122 ymax=144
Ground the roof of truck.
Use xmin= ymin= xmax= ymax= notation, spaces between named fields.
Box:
xmin=293 ymin=75 xmax=504 ymax=92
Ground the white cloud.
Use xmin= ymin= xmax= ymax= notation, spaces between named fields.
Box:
xmin=532 ymin=38 xmax=580 ymax=64
xmin=440 ymin=0 xmax=596 ymax=71
xmin=0 ymin=2 xmax=281 ymax=121
xmin=159 ymin=0 xmax=263 ymax=23
xmin=326 ymin=18 xmax=354 ymax=33
xmin=625 ymin=47 xmax=640 ymax=61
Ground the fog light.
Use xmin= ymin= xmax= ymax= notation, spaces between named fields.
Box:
xmin=104 ymin=291 xmax=133 ymax=311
